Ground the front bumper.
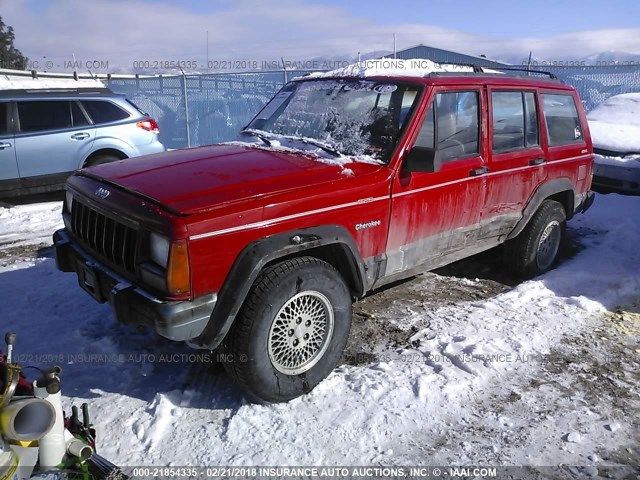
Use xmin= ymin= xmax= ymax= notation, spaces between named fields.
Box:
xmin=53 ymin=229 xmax=216 ymax=342
xmin=593 ymin=161 xmax=640 ymax=195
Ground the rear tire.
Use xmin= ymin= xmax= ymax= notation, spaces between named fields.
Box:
xmin=221 ymin=256 xmax=352 ymax=403
xmin=505 ymin=200 xmax=566 ymax=278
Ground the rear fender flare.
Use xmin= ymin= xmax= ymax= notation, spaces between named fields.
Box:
xmin=507 ymin=178 xmax=575 ymax=240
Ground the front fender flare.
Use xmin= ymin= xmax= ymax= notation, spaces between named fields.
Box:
xmin=189 ymin=225 xmax=366 ymax=350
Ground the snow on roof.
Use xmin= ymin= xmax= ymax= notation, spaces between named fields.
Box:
xmin=0 ymin=75 xmax=104 ymax=91
xmin=305 ymin=58 xmax=477 ymax=79
xmin=587 ymin=93 xmax=640 ymax=152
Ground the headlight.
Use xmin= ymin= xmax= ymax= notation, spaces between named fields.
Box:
xmin=65 ymin=191 xmax=73 ymax=211
xmin=149 ymin=232 xmax=170 ymax=268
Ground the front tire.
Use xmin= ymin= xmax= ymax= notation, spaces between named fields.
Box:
xmin=221 ymin=256 xmax=352 ymax=403
xmin=505 ymin=200 xmax=566 ymax=278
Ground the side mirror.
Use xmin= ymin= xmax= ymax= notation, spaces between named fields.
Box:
xmin=404 ymin=146 xmax=442 ymax=173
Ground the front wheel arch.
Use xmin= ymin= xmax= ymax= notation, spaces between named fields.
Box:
xmin=189 ymin=226 xmax=367 ymax=351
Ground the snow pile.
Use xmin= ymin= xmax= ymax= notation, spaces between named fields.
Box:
xmin=587 ymin=93 xmax=640 ymax=153
xmin=0 ymin=192 xmax=638 ymax=467
xmin=0 ymin=201 xmax=63 ymax=248
xmin=306 ymin=58 xmax=475 ymax=79
xmin=0 ymin=75 xmax=104 ymax=90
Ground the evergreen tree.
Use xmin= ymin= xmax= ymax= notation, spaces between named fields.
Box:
xmin=0 ymin=16 xmax=28 ymax=69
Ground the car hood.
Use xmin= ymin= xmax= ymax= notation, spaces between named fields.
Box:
xmin=81 ymin=143 xmax=380 ymax=214
xmin=588 ymin=120 xmax=640 ymax=154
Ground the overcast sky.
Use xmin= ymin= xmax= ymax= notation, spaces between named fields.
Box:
xmin=4 ymin=0 xmax=640 ymax=73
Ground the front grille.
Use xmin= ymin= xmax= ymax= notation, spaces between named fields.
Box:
xmin=71 ymin=200 xmax=138 ymax=274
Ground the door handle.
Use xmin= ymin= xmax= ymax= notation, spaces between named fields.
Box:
xmin=529 ymin=158 xmax=545 ymax=166
xmin=0 ymin=142 xmax=11 ymax=150
xmin=470 ymin=166 xmax=489 ymax=177
xmin=71 ymin=132 xmax=90 ymax=141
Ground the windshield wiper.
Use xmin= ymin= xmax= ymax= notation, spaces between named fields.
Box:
xmin=241 ymin=128 xmax=273 ymax=147
xmin=299 ymin=138 xmax=341 ymax=157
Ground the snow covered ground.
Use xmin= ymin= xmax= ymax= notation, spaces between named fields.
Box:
xmin=0 ymin=194 xmax=638 ymax=477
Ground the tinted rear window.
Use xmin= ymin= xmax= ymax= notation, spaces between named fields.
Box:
xmin=17 ymin=101 xmax=72 ymax=132
xmin=82 ymin=100 xmax=130 ymax=124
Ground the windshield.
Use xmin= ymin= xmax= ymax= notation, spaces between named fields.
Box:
xmin=245 ymin=79 xmax=421 ymax=163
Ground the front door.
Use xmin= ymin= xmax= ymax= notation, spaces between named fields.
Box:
xmin=385 ymin=86 xmax=488 ymax=279
xmin=14 ymin=100 xmax=95 ymax=179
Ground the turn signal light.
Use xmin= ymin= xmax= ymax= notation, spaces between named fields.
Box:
xmin=167 ymin=240 xmax=190 ymax=295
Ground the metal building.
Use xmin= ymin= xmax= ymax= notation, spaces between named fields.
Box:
xmin=382 ymin=44 xmax=508 ymax=68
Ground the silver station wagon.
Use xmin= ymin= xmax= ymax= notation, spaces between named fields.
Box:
xmin=0 ymin=87 xmax=165 ymax=198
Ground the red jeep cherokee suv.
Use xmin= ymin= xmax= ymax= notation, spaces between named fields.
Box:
xmin=54 ymin=64 xmax=594 ymax=403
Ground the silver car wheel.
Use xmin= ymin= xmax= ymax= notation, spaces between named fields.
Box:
xmin=536 ymin=220 xmax=561 ymax=271
xmin=267 ymin=291 xmax=335 ymax=375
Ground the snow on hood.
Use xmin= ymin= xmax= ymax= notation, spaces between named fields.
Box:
xmin=226 ymin=133 xmax=384 ymax=169
xmin=587 ymin=93 xmax=640 ymax=153
xmin=304 ymin=58 xmax=478 ymax=79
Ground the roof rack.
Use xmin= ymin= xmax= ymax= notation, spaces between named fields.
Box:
xmin=430 ymin=62 xmax=559 ymax=80
xmin=0 ymin=87 xmax=114 ymax=97
xmin=484 ymin=66 xmax=558 ymax=79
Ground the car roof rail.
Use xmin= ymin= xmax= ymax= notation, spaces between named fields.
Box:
xmin=0 ymin=87 xmax=114 ymax=97
xmin=484 ymin=66 xmax=559 ymax=79
xmin=427 ymin=62 xmax=560 ymax=80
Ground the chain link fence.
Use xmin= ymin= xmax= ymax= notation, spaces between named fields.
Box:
xmin=105 ymin=71 xmax=315 ymax=149
xmin=104 ymin=65 xmax=640 ymax=150
xmin=544 ymin=65 xmax=640 ymax=111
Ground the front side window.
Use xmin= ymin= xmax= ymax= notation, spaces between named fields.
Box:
xmin=541 ymin=93 xmax=583 ymax=146
xmin=245 ymin=79 xmax=421 ymax=163
xmin=17 ymin=101 xmax=72 ymax=133
xmin=415 ymin=90 xmax=480 ymax=162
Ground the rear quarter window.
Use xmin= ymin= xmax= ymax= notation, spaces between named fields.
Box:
xmin=82 ymin=100 xmax=130 ymax=124
xmin=541 ymin=93 xmax=584 ymax=147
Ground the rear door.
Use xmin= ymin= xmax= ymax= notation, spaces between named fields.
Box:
xmin=0 ymin=102 xmax=19 ymax=184
xmin=480 ymin=88 xmax=545 ymax=241
xmin=14 ymin=100 xmax=95 ymax=179
xmin=386 ymin=86 xmax=488 ymax=277
xmin=539 ymin=91 xmax=592 ymax=195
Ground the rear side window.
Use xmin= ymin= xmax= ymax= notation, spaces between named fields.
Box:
xmin=0 ymin=103 xmax=9 ymax=135
xmin=81 ymin=100 xmax=130 ymax=124
xmin=541 ymin=94 xmax=583 ymax=146
xmin=491 ymin=91 xmax=539 ymax=153
xmin=17 ymin=101 xmax=72 ymax=132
